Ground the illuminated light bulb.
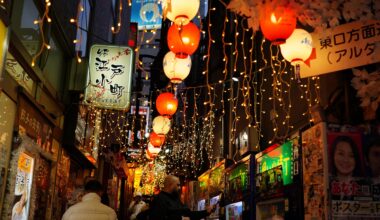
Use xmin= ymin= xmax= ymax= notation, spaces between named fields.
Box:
xmin=46 ymin=44 xmax=51 ymax=49
xmin=70 ymin=18 xmax=76 ymax=23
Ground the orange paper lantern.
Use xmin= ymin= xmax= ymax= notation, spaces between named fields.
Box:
xmin=149 ymin=132 xmax=165 ymax=147
xmin=167 ymin=22 xmax=200 ymax=58
xmin=156 ymin=92 xmax=178 ymax=117
xmin=259 ymin=6 xmax=296 ymax=45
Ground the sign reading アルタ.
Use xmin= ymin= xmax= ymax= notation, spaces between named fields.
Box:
xmin=85 ymin=45 xmax=134 ymax=110
xmin=300 ymin=20 xmax=380 ymax=78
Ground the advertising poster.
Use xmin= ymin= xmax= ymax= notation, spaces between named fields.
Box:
xmin=256 ymin=199 xmax=286 ymax=220
xmin=130 ymin=0 xmax=162 ymax=30
xmin=12 ymin=152 xmax=34 ymax=220
xmin=301 ymin=123 xmax=328 ymax=220
xmin=327 ymin=131 xmax=380 ymax=218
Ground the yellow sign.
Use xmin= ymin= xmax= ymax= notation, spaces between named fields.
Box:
xmin=300 ymin=20 xmax=380 ymax=78
xmin=0 ymin=20 xmax=9 ymax=80
xmin=18 ymin=153 xmax=33 ymax=173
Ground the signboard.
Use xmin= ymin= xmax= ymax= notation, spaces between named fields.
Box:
xmin=0 ymin=20 xmax=8 ymax=80
xmin=5 ymin=53 xmax=34 ymax=94
xmin=18 ymin=95 xmax=54 ymax=153
xmin=12 ymin=152 xmax=34 ymax=220
xmin=131 ymin=0 xmax=162 ymax=30
xmin=85 ymin=45 xmax=134 ymax=110
xmin=256 ymin=141 xmax=294 ymax=185
xmin=300 ymin=20 xmax=380 ymax=78
xmin=301 ymin=123 xmax=328 ymax=220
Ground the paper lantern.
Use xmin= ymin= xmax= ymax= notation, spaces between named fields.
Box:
xmin=162 ymin=0 xmax=200 ymax=25
xmin=167 ymin=22 xmax=200 ymax=58
xmin=280 ymin=29 xmax=313 ymax=65
xmin=152 ymin=116 xmax=171 ymax=136
xmin=260 ymin=6 xmax=296 ymax=45
xmin=148 ymin=142 xmax=161 ymax=155
xmin=163 ymin=51 xmax=191 ymax=83
xmin=156 ymin=92 xmax=178 ymax=117
xmin=149 ymin=132 xmax=165 ymax=147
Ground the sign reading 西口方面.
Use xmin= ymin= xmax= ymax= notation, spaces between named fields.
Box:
xmin=85 ymin=45 xmax=134 ymax=110
xmin=300 ymin=20 xmax=380 ymax=78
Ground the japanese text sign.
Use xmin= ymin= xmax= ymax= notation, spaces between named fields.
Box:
xmin=300 ymin=20 xmax=380 ymax=78
xmin=85 ymin=45 xmax=134 ymax=110
xmin=18 ymin=95 xmax=54 ymax=153
xmin=131 ymin=0 xmax=162 ymax=30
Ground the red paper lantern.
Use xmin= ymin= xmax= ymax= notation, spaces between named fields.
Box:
xmin=259 ymin=6 xmax=296 ymax=45
xmin=149 ymin=132 xmax=165 ymax=147
xmin=167 ymin=22 xmax=200 ymax=58
xmin=156 ymin=92 xmax=178 ymax=117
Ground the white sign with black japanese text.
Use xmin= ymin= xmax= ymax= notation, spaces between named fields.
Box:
xmin=300 ymin=20 xmax=380 ymax=78
xmin=85 ymin=45 xmax=134 ymax=110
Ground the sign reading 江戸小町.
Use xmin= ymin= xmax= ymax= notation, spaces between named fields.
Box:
xmin=300 ymin=20 xmax=380 ymax=78
xmin=85 ymin=45 xmax=134 ymax=110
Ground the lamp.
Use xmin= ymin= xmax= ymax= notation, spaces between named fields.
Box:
xmin=152 ymin=116 xmax=171 ymax=136
xmin=149 ymin=132 xmax=166 ymax=147
xmin=280 ymin=28 xmax=313 ymax=65
xmin=163 ymin=51 xmax=191 ymax=83
xmin=156 ymin=92 xmax=178 ymax=117
xmin=167 ymin=22 xmax=200 ymax=58
xmin=162 ymin=0 xmax=200 ymax=25
xmin=260 ymin=6 xmax=296 ymax=45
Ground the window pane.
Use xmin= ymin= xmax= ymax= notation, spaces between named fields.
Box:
xmin=43 ymin=35 xmax=66 ymax=94
xmin=11 ymin=0 xmax=41 ymax=57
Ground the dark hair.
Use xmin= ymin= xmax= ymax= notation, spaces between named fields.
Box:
xmin=364 ymin=136 xmax=380 ymax=159
xmin=331 ymin=135 xmax=361 ymax=176
xmin=84 ymin=180 xmax=103 ymax=193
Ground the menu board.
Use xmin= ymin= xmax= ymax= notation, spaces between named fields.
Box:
xmin=226 ymin=162 xmax=249 ymax=203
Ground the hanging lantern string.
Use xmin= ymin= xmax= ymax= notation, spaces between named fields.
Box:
xmin=31 ymin=0 xmax=52 ymax=67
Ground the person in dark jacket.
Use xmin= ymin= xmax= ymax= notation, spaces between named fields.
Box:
xmin=148 ymin=175 xmax=214 ymax=220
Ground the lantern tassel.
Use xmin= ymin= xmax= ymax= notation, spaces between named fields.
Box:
xmin=295 ymin=64 xmax=301 ymax=83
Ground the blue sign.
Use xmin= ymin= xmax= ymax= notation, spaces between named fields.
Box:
xmin=131 ymin=0 xmax=162 ymax=30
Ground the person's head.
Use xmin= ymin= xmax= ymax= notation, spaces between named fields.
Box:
xmin=84 ymin=180 xmax=103 ymax=196
xmin=365 ymin=137 xmax=380 ymax=177
xmin=331 ymin=135 xmax=361 ymax=177
xmin=163 ymin=175 xmax=180 ymax=196
xmin=134 ymin=192 xmax=142 ymax=201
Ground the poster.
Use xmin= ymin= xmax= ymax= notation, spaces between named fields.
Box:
xmin=85 ymin=45 xmax=134 ymax=110
xmin=301 ymin=123 xmax=328 ymax=220
xmin=130 ymin=0 xmax=162 ymax=30
xmin=326 ymin=131 xmax=380 ymax=217
xmin=12 ymin=152 xmax=34 ymax=220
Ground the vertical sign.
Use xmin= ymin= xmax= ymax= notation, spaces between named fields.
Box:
xmin=131 ymin=0 xmax=162 ymax=30
xmin=85 ymin=45 xmax=134 ymax=110
xmin=12 ymin=153 xmax=34 ymax=220
xmin=0 ymin=20 xmax=9 ymax=80
xmin=300 ymin=20 xmax=380 ymax=78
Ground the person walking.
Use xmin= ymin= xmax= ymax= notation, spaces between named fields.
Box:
xmin=148 ymin=175 xmax=215 ymax=220
xmin=62 ymin=180 xmax=117 ymax=220
xmin=128 ymin=192 xmax=146 ymax=220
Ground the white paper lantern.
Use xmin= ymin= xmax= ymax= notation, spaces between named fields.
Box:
xmin=148 ymin=142 xmax=162 ymax=155
xmin=152 ymin=116 xmax=171 ymax=136
xmin=280 ymin=29 xmax=313 ymax=65
xmin=163 ymin=51 xmax=191 ymax=84
xmin=162 ymin=0 xmax=200 ymax=25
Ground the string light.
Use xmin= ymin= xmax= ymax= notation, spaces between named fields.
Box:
xmin=111 ymin=0 xmax=123 ymax=34
xmin=31 ymin=0 xmax=52 ymax=67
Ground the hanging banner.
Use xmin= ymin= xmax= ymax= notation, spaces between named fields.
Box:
xmin=0 ymin=19 xmax=9 ymax=80
xmin=85 ymin=45 xmax=134 ymax=110
xmin=300 ymin=20 xmax=380 ymax=78
xmin=131 ymin=0 xmax=162 ymax=30
xmin=12 ymin=152 xmax=34 ymax=220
